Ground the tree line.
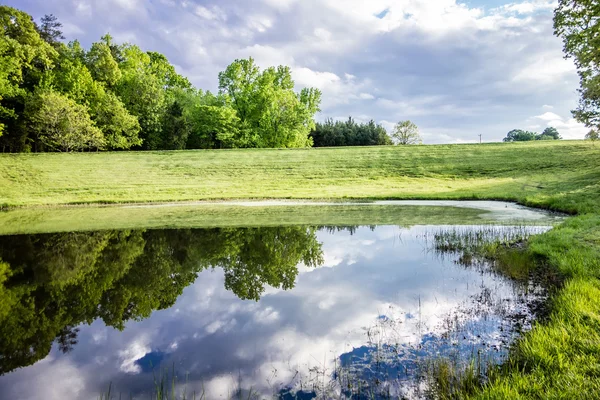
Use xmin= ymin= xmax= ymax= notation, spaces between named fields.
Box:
xmin=502 ymin=127 xmax=562 ymax=142
xmin=0 ymin=7 xmax=322 ymax=152
xmin=0 ymin=6 xmax=430 ymax=152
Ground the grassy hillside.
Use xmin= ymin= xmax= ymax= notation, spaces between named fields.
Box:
xmin=0 ymin=141 xmax=599 ymax=212
xmin=1 ymin=140 xmax=600 ymax=398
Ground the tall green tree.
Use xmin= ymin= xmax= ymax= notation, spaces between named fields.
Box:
xmin=45 ymin=41 xmax=141 ymax=150
xmin=115 ymin=44 xmax=166 ymax=150
xmin=554 ymin=1 xmax=600 ymax=130
xmin=85 ymin=39 xmax=122 ymax=87
xmin=218 ymin=58 xmax=321 ymax=148
xmin=0 ymin=6 xmax=57 ymax=150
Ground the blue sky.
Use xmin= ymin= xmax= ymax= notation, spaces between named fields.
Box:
xmin=7 ymin=0 xmax=586 ymax=143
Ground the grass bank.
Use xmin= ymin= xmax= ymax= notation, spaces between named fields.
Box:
xmin=1 ymin=140 xmax=600 ymax=398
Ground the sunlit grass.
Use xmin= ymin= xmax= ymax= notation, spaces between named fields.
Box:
xmin=2 ymin=140 xmax=600 ymax=398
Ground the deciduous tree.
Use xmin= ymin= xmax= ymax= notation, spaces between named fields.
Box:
xmin=392 ymin=120 xmax=422 ymax=145
xmin=26 ymin=88 xmax=105 ymax=151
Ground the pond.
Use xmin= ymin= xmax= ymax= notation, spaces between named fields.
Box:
xmin=0 ymin=202 xmax=563 ymax=399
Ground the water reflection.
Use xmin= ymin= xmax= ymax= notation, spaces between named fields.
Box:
xmin=0 ymin=225 xmax=548 ymax=399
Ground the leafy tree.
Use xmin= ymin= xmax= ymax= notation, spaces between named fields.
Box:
xmin=586 ymin=130 xmax=599 ymax=141
xmin=218 ymin=58 xmax=321 ymax=148
xmin=92 ymin=91 xmax=142 ymax=149
xmin=503 ymin=129 xmax=538 ymax=142
xmin=554 ymin=1 xmax=600 ymax=130
xmin=187 ymin=104 xmax=242 ymax=149
xmin=115 ymin=44 xmax=166 ymax=150
xmin=36 ymin=14 xmax=65 ymax=48
xmin=85 ymin=40 xmax=122 ymax=87
xmin=392 ymin=120 xmax=422 ymax=145
xmin=538 ymin=127 xmax=562 ymax=140
xmin=0 ymin=6 xmax=57 ymax=149
xmin=25 ymin=88 xmax=105 ymax=151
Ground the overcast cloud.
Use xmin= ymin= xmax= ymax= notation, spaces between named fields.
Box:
xmin=7 ymin=0 xmax=587 ymax=143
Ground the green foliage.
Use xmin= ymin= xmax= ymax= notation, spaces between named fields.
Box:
xmin=115 ymin=44 xmax=166 ymax=150
xmin=503 ymin=129 xmax=538 ymax=142
xmin=0 ymin=8 xmax=324 ymax=152
xmin=586 ymin=129 xmax=599 ymax=141
xmin=0 ymin=226 xmax=323 ymax=374
xmin=187 ymin=104 xmax=242 ymax=149
xmin=0 ymin=6 xmax=57 ymax=146
xmin=218 ymin=57 xmax=321 ymax=148
xmin=391 ymin=120 xmax=422 ymax=145
xmin=92 ymin=90 xmax=142 ymax=149
xmin=85 ymin=40 xmax=121 ymax=87
xmin=554 ymin=1 xmax=600 ymax=129
xmin=25 ymin=88 xmax=105 ymax=151
xmin=503 ymin=128 xmax=562 ymax=142
xmin=539 ymin=126 xmax=562 ymax=140
xmin=310 ymin=117 xmax=392 ymax=147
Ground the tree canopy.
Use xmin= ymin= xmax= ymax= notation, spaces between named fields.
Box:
xmin=0 ymin=7 xmax=322 ymax=152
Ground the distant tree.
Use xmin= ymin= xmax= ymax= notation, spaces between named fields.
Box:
xmin=36 ymin=14 xmax=65 ymax=47
xmin=26 ymin=89 xmax=105 ymax=151
xmin=586 ymin=130 xmax=599 ymax=141
xmin=538 ymin=127 xmax=561 ymax=140
xmin=310 ymin=117 xmax=391 ymax=147
xmin=503 ymin=129 xmax=538 ymax=142
xmin=391 ymin=120 xmax=422 ymax=145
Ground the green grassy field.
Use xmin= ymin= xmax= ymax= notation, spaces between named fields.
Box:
xmin=0 ymin=141 xmax=598 ymax=212
xmin=1 ymin=140 xmax=600 ymax=399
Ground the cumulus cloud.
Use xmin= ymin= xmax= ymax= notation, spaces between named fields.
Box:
xmin=8 ymin=0 xmax=586 ymax=142
xmin=532 ymin=111 xmax=588 ymax=139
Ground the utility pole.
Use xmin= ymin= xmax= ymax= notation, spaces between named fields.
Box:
xmin=478 ymin=134 xmax=482 ymax=144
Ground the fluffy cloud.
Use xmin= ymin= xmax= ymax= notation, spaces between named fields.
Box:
xmin=8 ymin=0 xmax=587 ymax=142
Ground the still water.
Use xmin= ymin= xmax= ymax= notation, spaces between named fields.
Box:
xmin=0 ymin=205 xmax=559 ymax=399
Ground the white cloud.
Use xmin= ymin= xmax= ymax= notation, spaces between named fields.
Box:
xmin=535 ymin=111 xmax=562 ymax=121
xmin=532 ymin=111 xmax=587 ymax=139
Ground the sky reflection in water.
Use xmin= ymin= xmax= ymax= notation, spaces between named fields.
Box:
xmin=0 ymin=224 xmax=549 ymax=399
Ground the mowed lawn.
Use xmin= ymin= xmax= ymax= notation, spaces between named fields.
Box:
xmin=0 ymin=140 xmax=599 ymax=211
